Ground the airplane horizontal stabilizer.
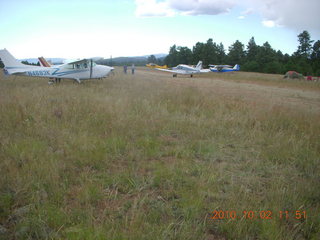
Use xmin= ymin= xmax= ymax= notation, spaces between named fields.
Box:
xmin=6 ymin=69 xmax=28 ymax=75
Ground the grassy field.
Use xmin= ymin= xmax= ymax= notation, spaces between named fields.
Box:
xmin=196 ymin=71 xmax=320 ymax=91
xmin=0 ymin=68 xmax=319 ymax=239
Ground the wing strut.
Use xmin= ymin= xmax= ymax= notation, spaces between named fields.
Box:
xmin=90 ymin=59 xmax=93 ymax=79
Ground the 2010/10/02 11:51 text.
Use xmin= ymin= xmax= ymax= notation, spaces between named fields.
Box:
xmin=209 ymin=210 xmax=307 ymax=220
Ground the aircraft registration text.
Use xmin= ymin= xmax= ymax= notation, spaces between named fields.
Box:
xmin=27 ymin=70 xmax=51 ymax=76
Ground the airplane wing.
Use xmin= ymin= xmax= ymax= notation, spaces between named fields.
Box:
xmin=146 ymin=63 xmax=156 ymax=68
xmin=155 ymin=68 xmax=194 ymax=75
xmin=200 ymin=69 xmax=210 ymax=73
xmin=157 ymin=65 xmax=168 ymax=69
xmin=66 ymin=57 xmax=102 ymax=65
xmin=209 ymin=64 xmax=232 ymax=68
xmin=155 ymin=68 xmax=175 ymax=73
xmin=67 ymin=59 xmax=89 ymax=65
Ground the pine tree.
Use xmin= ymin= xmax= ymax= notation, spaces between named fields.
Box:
xmin=176 ymin=46 xmax=192 ymax=65
xmin=192 ymin=42 xmax=206 ymax=64
xmin=164 ymin=45 xmax=178 ymax=67
xmin=246 ymin=37 xmax=258 ymax=62
xmin=148 ymin=55 xmax=157 ymax=64
xmin=217 ymin=43 xmax=226 ymax=64
xmin=228 ymin=40 xmax=245 ymax=65
xmin=295 ymin=30 xmax=314 ymax=58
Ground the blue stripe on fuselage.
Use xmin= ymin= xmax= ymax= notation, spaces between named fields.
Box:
xmin=53 ymin=69 xmax=88 ymax=76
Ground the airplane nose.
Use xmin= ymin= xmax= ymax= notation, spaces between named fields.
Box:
xmin=104 ymin=66 xmax=113 ymax=76
xmin=95 ymin=65 xmax=111 ymax=78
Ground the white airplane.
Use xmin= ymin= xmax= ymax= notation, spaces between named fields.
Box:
xmin=209 ymin=64 xmax=240 ymax=73
xmin=155 ymin=61 xmax=210 ymax=77
xmin=0 ymin=49 xmax=114 ymax=83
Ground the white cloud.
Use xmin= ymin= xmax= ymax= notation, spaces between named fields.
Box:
xmin=241 ymin=0 xmax=320 ymax=31
xmin=168 ymin=0 xmax=235 ymax=16
xmin=238 ymin=8 xmax=253 ymax=19
xmin=135 ymin=0 xmax=174 ymax=17
xmin=262 ymin=20 xmax=276 ymax=28
xmin=135 ymin=0 xmax=235 ymax=17
xmin=134 ymin=0 xmax=320 ymax=33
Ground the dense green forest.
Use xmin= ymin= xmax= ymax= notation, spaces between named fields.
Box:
xmin=161 ymin=30 xmax=320 ymax=76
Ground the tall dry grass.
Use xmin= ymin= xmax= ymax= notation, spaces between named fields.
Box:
xmin=0 ymin=69 xmax=319 ymax=239
xmin=197 ymin=71 xmax=320 ymax=91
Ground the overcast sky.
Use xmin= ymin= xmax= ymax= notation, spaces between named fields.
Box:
xmin=0 ymin=0 xmax=319 ymax=59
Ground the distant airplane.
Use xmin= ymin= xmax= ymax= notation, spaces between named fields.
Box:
xmin=155 ymin=61 xmax=210 ymax=77
xmin=0 ymin=49 xmax=114 ymax=83
xmin=209 ymin=64 xmax=240 ymax=72
xmin=146 ymin=63 xmax=168 ymax=69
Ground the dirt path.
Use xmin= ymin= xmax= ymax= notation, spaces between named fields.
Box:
xmin=137 ymin=68 xmax=320 ymax=114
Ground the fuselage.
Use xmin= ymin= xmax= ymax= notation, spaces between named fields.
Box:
xmin=210 ymin=68 xmax=235 ymax=73
xmin=0 ymin=49 xmax=113 ymax=82
xmin=172 ymin=64 xmax=200 ymax=74
xmin=210 ymin=64 xmax=240 ymax=72
xmin=6 ymin=63 xmax=113 ymax=80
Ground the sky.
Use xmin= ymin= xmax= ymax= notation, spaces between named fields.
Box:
xmin=0 ymin=0 xmax=319 ymax=59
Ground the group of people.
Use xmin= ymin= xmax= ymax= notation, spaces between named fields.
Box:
xmin=123 ymin=64 xmax=135 ymax=74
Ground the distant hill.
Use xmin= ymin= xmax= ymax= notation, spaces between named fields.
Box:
xmin=98 ymin=53 xmax=168 ymax=66
xmin=97 ymin=56 xmax=146 ymax=66
xmin=145 ymin=53 xmax=167 ymax=58
xmin=19 ymin=53 xmax=168 ymax=66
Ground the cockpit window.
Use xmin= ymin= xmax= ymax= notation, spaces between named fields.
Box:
xmin=65 ymin=60 xmax=96 ymax=69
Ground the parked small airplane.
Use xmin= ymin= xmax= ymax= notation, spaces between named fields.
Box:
xmin=209 ymin=64 xmax=240 ymax=72
xmin=0 ymin=49 xmax=114 ymax=83
xmin=146 ymin=63 xmax=168 ymax=69
xmin=155 ymin=61 xmax=210 ymax=77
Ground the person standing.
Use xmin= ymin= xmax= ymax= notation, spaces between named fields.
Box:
xmin=123 ymin=65 xmax=127 ymax=74
xmin=131 ymin=64 xmax=135 ymax=75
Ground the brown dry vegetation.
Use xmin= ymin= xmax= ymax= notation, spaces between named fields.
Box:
xmin=141 ymin=68 xmax=320 ymax=114
xmin=0 ymin=68 xmax=319 ymax=239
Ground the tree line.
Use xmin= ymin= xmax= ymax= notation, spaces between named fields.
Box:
xmin=157 ymin=30 xmax=320 ymax=76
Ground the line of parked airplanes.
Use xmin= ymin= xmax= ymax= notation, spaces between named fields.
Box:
xmin=0 ymin=49 xmax=240 ymax=84
xmin=149 ymin=61 xmax=240 ymax=77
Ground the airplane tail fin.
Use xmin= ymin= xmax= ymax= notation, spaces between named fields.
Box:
xmin=233 ymin=64 xmax=240 ymax=71
xmin=0 ymin=49 xmax=25 ymax=68
xmin=195 ymin=61 xmax=203 ymax=70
